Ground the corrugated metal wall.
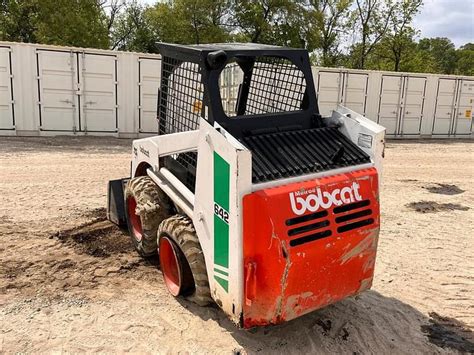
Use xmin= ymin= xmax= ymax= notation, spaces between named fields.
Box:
xmin=0 ymin=41 xmax=161 ymax=138
xmin=313 ymin=68 xmax=473 ymax=138
xmin=0 ymin=41 xmax=472 ymax=138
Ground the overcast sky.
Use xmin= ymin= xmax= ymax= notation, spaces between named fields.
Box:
xmin=413 ymin=0 xmax=473 ymax=47
xmin=140 ymin=0 xmax=474 ymax=47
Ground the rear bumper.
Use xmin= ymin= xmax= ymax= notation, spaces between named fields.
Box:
xmin=242 ymin=168 xmax=379 ymax=328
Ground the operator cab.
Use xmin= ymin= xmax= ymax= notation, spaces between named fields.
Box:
xmin=158 ymin=43 xmax=370 ymax=190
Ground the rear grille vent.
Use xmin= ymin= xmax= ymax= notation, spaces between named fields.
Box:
xmin=333 ymin=200 xmax=370 ymax=214
xmin=335 ymin=209 xmax=372 ymax=223
xmin=286 ymin=212 xmax=331 ymax=247
xmin=286 ymin=210 xmax=328 ymax=226
xmin=333 ymin=199 xmax=374 ymax=233
xmin=241 ymin=127 xmax=372 ymax=183
xmin=285 ymin=199 xmax=376 ymax=246
xmin=289 ymin=230 xmax=331 ymax=247
xmin=288 ymin=220 xmax=330 ymax=236
xmin=337 ymin=218 xmax=374 ymax=233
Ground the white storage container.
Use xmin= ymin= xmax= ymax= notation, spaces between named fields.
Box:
xmin=0 ymin=41 xmax=472 ymax=138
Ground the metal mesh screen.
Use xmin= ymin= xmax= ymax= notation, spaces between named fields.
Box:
xmin=159 ymin=57 xmax=203 ymax=135
xmin=219 ymin=56 xmax=307 ymax=117
xmin=246 ymin=57 xmax=306 ymax=115
xmin=158 ymin=56 xmax=203 ymax=190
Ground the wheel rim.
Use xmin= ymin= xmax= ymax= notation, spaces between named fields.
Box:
xmin=159 ymin=236 xmax=182 ymax=296
xmin=127 ymin=196 xmax=143 ymax=241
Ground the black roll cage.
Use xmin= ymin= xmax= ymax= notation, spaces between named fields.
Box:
xmin=158 ymin=43 xmax=322 ymax=139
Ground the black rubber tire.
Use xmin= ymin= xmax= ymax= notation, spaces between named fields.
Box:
xmin=124 ymin=176 xmax=172 ymax=257
xmin=157 ymin=215 xmax=213 ymax=306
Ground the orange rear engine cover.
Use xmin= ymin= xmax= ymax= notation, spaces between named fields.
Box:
xmin=242 ymin=168 xmax=380 ymax=328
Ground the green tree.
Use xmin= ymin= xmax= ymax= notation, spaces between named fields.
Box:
xmin=350 ymin=0 xmax=396 ymax=69
xmin=455 ymin=43 xmax=474 ymax=76
xmin=417 ymin=37 xmax=457 ymax=74
xmin=307 ymin=0 xmax=353 ymax=66
xmin=377 ymin=0 xmax=422 ymax=71
xmin=0 ymin=0 xmax=38 ymax=42
xmin=147 ymin=0 xmax=230 ymax=45
xmin=35 ymin=0 xmax=109 ymax=48
xmin=231 ymin=0 xmax=309 ymax=47
xmin=109 ymin=1 xmax=157 ymax=52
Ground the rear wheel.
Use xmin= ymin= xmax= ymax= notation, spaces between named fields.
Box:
xmin=157 ymin=215 xmax=212 ymax=306
xmin=124 ymin=176 xmax=172 ymax=257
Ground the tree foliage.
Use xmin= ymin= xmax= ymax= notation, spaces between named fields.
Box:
xmin=0 ymin=0 xmax=472 ymax=75
xmin=375 ymin=0 xmax=422 ymax=71
xmin=109 ymin=1 xmax=157 ymax=52
xmin=146 ymin=0 xmax=230 ymax=45
xmin=0 ymin=0 xmax=109 ymax=48
xmin=36 ymin=0 xmax=109 ymax=48
xmin=0 ymin=0 xmax=38 ymax=42
xmin=308 ymin=0 xmax=352 ymax=66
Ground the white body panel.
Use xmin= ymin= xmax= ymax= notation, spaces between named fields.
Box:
xmin=131 ymin=130 xmax=200 ymax=175
xmin=193 ymin=119 xmax=252 ymax=325
xmin=129 ymin=120 xmax=253 ymax=325
xmin=331 ymin=105 xmax=386 ymax=179
xmin=0 ymin=46 xmax=14 ymax=130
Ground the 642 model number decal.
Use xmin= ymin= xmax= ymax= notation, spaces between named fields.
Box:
xmin=214 ymin=203 xmax=229 ymax=224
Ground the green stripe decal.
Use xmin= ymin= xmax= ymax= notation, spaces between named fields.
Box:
xmin=214 ymin=268 xmax=229 ymax=277
xmin=213 ymin=152 xmax=230 ymax=292
xmin=214 ymin=276 xmax=229 ymax=292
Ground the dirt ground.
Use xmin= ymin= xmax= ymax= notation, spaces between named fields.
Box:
xmin=0 ymin=136 xmax=473 ymax=354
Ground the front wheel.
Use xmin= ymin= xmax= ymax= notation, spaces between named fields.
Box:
xmin=124 ymin=176 xmax=172 ymax=257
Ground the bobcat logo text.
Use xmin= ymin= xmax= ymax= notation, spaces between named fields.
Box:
xmin=289 ymin=182 xmax=362 ymax=216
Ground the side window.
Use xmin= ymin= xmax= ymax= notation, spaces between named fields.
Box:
xmin=219 ymin=62 xmax=244 ymax=117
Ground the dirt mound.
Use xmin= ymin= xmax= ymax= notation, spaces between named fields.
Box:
xmin=421 ymin=312 xmax=474 ymax=353
xmin=53 ymin=209 xmax=134 ymax=258
xmin=1 ymin=208 xmax=161 ymax=297
xmin=406 ymin=201 xmax=470 ymax=213
xmin=422 ymin=183 xmax=465 ymax=195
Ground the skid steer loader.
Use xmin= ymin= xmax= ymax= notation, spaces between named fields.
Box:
xmin=107 ymin=43 xmax=385 ymax=328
